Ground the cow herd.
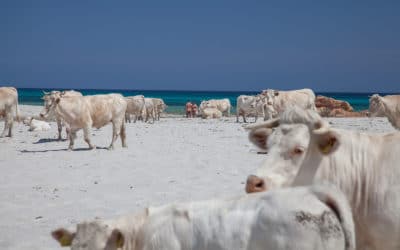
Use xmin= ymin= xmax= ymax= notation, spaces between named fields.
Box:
xmin=1 ymin=86 xmax=400 ymax=249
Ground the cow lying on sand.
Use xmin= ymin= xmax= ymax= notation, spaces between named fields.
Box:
xmin=199 ymin=98 xmax=231 ymax=117
xmin=40 ymin=93 xmax=127 ymax=150
xmin=0 ymin=86 xmax=20 ymax=137
xmin=244 ymin=107 xmax=400 ymax=250
xmin=369 ymin=94 xmax=400 ymax=130
xmin=52 ymin=185 xmax=354 ymax=250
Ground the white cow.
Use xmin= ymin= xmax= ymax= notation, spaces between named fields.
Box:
xmin=0 ymin=87 xmax=20 ymax=137
xmin=42 ymin=90 xmax=83 ymax=140
xmin=201 ymin=107 xmax=222 ymax=119
xmin=369 ymin=94 xmax=400 ymax=129
xmin=143 ymin=98 xmax=156 ymax=123
xmin=244 ymin=107 xmax=400 ymax=250
xmin=52 ymin=185 xmax=355 ymax=250
xmin=236 ymin=95 xmax=264 ymax=123
xmin=260 ymin=88 xmax=316 ymax=120
xmin=40 ymin=94 xmax=127 ymax=150
xmin=151 ymin=98 xmax=167 ymax=121
xmin=199 ymin=98 xmax=231 ymax=117
xmin=23 ymin=117 xmax=51 ymax=131
xmin=125 ymin=95 xmax=145 ymax=123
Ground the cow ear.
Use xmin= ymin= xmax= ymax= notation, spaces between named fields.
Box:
xmin=249 ymin=128 xmax=273 ymax=150
xmin=106 ymin=229 xmax=124 ymax=249
xmin=274 ymin=90 xmax=279 ymax=96
xmin=55 ymin=98 xmax=60 ymax=104
xmin=314 ymin=130 xmax=340 ymax=155
xmin=51 ymin=228 xmax=75 ymax=247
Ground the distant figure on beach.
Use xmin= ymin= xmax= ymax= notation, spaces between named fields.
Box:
xmin=186 ymin=102 xmax=193 ymax=118
xmin=192 ymin=103 xmax=198 ymax=117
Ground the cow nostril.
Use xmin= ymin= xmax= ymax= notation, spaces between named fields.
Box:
xmin=245 ymin=175 xmax=267 ymax=193
xmin=255 ymin=179 xmax=264 ymax=188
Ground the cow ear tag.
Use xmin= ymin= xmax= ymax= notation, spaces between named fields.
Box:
xmin=319 ymin=136 xmax=336 ymax=155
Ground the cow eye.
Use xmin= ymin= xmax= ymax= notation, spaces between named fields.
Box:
xmin=293 ymin=147 xmax=304 ymax=155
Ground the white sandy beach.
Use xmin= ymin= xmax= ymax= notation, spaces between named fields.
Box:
xmin=0 ymin=105 xmax=396 ymax=250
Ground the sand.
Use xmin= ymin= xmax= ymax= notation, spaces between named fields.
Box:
xmin=0 ymin=105 xmax=396 ymax=250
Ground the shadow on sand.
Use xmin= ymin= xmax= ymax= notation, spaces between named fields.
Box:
xmin=33 ymin=138 xmax=67 ymax=144
xmin=20 ymin=146 xmax=109 ymax=153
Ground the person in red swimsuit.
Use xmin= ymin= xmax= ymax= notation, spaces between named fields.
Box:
xmin=191 ymin=103 xmax=198 ymax=117
xmin=185 ymin=102 xmax=193 ymax=118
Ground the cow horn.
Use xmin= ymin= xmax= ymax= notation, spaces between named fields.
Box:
xmin=310 ymin=120 xmax=330 ymax=135
xmin=243 ymin=118 xmax=280 ymax=130
xmin=42 ymin=91 xmax=50 ymax=95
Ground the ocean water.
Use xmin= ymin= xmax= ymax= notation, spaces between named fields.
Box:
xmin=16 ymin=88 xmax=389 ymax=114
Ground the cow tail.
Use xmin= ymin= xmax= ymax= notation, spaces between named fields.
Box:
xmin=15 ymin=96 xmax=21 ymax=122
xmin=311 ymin=185 xmax=355 ymax=250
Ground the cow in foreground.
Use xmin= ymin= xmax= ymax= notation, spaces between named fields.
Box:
xmin=244 ymin=107 xmax=400 ymax=250
xmin=369 ymin=94 xmax=400 ymax=129
xmin=52 ymin=185 xmax=354 ymax=250
xmin=260 ymin=88 xmax=316 ymax=120
xmin=125 ymin=95 xmax=145 ymax=123
xmin=0 ymin=87 xmax=20 ymax=137
xmin=40 ymin=93 xmax=127 ymax=150
xmin=199 ymin=98 xmax=231 ymax=117
xmin=42 ymin=90 xmax=83 ymax=140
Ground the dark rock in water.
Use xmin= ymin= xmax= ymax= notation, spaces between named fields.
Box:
xmin=316 ymin=95 xmax=368 ymax=117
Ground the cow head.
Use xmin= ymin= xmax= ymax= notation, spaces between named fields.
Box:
xmin=245 ymin=107 xmax=340 ymax=193
xmin=52 ymin=209 xmax=149 ymax=250
xmin=40 ymin=91 xmax=61 ymax=119
xmin=369 ymin=94 xmax=386 ymax=117
xmin=52 ymin=221 xmax=124 ymax=250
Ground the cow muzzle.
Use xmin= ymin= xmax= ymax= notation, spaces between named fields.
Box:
xmin=245 ymin=175 xmax=267 ymax=193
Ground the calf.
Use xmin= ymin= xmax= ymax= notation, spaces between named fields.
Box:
xmin=52 ymin=185 xmax=354 ymax=250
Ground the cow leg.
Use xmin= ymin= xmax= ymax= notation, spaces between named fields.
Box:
xmin=243 ymin=114 xmax=247 ymax=123
xmin=83 ymin=127 xmax=95 ymax=150
xmin=120 ymin=121 xmax=127 ymax=148
xmin=1 ymin=115 xmax=11 ymax=138
xmin=108 ymin=121 xmax=121 ymax=150
xmin=56 ymin=117 xmax=63 ymax=140
xmin=68 ymin=130 xmax=78 ymax=151
xmin=8 ymin=118 xmax=13 ymax=137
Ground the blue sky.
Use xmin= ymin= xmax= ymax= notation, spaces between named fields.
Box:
xmin=1 ymin=0 xmax=399 ymax=92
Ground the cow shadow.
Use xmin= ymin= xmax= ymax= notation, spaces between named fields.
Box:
xmin=20 ymin=146 xmax=109 ymax=153
xmin=33 ymin=138 xmax=67 ymax=144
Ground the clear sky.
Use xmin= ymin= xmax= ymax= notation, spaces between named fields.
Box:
xmin=1 ymin=0 xmax=399 ymax=92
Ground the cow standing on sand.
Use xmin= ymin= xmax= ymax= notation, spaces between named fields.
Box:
xmin=125 ymin=95 xmax=145 ymax=123
xmin=244 ymin=107 xmax=400 ymax=250
xmin=369 ymin=94 xmax=400 ymax=129
xmin=42 ymin=90 xmax=83 ymax=140
xmin=52 ymin=185 xmax=354 ymax=250
xmin=0 ymin=87 xmax=20 ymax=137
xmin=260 ymin=88 xmax=316 ymax=120
xmin=151 ymin=98 xmax=167 ymax=121
xmin=199 ymin=98 xmax=231 ymax=117
xmin=236 ymin=95 xmax=264 ymax=123
xmin=40 ymin=93 xmax=127 ymax=150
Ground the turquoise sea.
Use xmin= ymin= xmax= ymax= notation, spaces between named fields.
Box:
xmin=16 ymin=88 xmax=391 ymax=114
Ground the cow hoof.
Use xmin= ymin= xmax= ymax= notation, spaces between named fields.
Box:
xmin=89 ymin=146 xmax=96 ymax=150
xmin=122 ymin=144 xmax=128 ymax=148
xmin=108 ymin=146 xmax=114 ymax=150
